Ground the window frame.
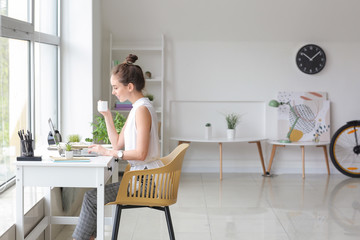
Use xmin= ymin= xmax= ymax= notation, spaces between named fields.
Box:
xmin=0 ymin=0 xmax=61 ymax=192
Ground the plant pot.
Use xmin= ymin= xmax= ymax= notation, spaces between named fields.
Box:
xmin=227 ymin=129 xmax=235 ymax=139
xmin=205 ymin=126 xmax=212 ymax=139
xmin=65 ymin=151 xmax=74 ymax=159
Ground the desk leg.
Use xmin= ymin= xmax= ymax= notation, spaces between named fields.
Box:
xmin=112 ymin=158 xmax=119 ymax=220
xmin=266 ymin=145 xmax=278 ymax=175
xmin=219 ymin=143 xmax=223 ymax=180
xmin=318 ymin=145 xmax=331 ymax=175
xmin=44 ymin=188 xmax=51 ymax=240
xmin=16 ymin=166 xmax=25 ymax=240
xmin=249 ymin=141 xmax=266 ymax=175
xmin=301 ymin=146 xmax=305 ymax=179
xmin=97 ymin=169 xmax=105 ymax=240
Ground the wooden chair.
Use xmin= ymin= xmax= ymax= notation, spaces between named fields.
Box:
xmin=107 ymin=143 xmax=190 ymax=240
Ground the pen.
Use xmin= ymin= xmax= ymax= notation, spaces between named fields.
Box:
xmin=18 ymin=130 xmax=23 ymax=140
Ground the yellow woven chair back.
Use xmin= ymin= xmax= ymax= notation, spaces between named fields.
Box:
xmin=108 ymin=143 xmax=189 ymax=207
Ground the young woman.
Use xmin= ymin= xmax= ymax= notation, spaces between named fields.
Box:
xmin=72 ymin=54 xmax=162 ymax=240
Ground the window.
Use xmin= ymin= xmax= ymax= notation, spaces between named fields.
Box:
xmin=35 ymin=0 xmax=58 ymax=35
xmin=34 ymin=42 xmax=58 ymax=147
xmin=0 ymin=37 xmax=29 ymax=187
xmin=0 ymin=0 xmax=60 ymax=192
xmin=0 ymin=0 xmax=28 ymax=22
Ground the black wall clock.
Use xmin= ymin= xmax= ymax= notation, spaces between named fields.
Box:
xmin=296 ymin=44 xmax=326 ymax=74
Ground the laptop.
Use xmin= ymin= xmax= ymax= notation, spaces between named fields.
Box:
xmin=48 ymin=118 xmax=98 ymax=157
xmin=48 ymin=118 xmax=62 ymax=145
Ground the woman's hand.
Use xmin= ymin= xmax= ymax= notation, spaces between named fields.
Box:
xmin=88 ymin=144 xmax=109 ymax=156
xmin=99 ymin=109 xmax=111 ymax=117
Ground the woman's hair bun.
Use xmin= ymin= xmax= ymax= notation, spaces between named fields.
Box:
xmin=126 ymin=54 xmax=138 ymax=64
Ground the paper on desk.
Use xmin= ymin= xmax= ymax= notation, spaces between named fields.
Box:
xmin=50 ymin=156 xmax=90 ymax=162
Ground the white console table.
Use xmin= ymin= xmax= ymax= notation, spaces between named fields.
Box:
xmin=171 ymin=137 xmax=267 ymax=180
xmin=266 ymin=140 xmax=331 ymax=178
xmin=16 ymin=155 xmax=118 ymax=240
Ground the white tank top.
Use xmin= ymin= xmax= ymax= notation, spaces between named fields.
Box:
xmin=124 ymin=97 xmax=163 ymax=171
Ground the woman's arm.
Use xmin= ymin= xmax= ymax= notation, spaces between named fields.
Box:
xmin=88 ymin=110 xmax=126 ymax=156
xmin=90 ymin=106 xmax=151 ymax=161
xmin=101 ymin=110 xmax=125 ymax=150
xmin=101 ymin=106 xmax=150 ymax=159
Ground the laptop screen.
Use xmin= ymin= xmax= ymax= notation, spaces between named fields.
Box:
xmin=48 ymin=118 xmax=60 ymax=144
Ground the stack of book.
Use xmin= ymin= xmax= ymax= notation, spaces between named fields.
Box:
xmin=114 ymin=100 xmax=132 ymax=110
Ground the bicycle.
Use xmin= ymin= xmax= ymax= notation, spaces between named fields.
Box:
xmin=330 ymin=120 xmax=360 ymax=178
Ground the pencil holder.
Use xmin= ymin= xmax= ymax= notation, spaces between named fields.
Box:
xmin=21 ymin=139 xmax=34 ymax=157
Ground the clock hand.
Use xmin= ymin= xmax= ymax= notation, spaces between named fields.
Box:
xmin=310 ymin=51 xmax=321 ymax=61
xmin=300 ymin=52 xmax=311 ymax=60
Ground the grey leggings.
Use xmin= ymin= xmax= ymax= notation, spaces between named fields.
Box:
xmin=72 ymin=182 xmax=120 ymax=240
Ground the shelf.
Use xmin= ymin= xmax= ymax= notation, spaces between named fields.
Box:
xmin=111 ymin=108 xmax=162 ymax=114
xmin=110 ymin=109 xmax=130 ymax=113
xmin=146 ymin=78 xmax=162 ymax=83
xmin=109 ymin=33 xmax=165 ymax=156
xmin=112 ymin=46 xmax=162 ymax=51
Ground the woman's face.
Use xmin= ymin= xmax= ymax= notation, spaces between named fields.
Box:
xmin=111 ymin=75 xmax=129 ymax=102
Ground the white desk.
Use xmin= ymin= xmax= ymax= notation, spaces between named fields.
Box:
xmin=266 ymin=140 xmax=330 ymax=178
xmin=16 ymin=155 xmax=118 ymax=240
xmin=171 ymin=137 xmax=267 ymax=180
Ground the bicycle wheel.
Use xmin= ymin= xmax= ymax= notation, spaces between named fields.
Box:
xmin=330 ymin=121 xmax=360 ymax=178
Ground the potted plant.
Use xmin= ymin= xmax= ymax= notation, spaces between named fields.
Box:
xmin=144 ymin=94 xmax=154 ymax=104
xmin=225 ymin=113 xmax=241 ymax=139
xmin=68 ymin=134 xmax=81 ymax=143
xmin=145 ymin=71 xmax=152 ymax=79
xmin=92 ymin=112 xmax=126 ymax=144
xmin=65 ymin=142 xmax=73 ymax=159
xmin=205 ymin=123 xmax=212 ymax=139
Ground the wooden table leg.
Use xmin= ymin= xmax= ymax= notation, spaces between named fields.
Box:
xmin=266 ymin=145 xmax=278 ymax=175
xmin=249 ymin=141 xmax=266 ymax=175
xmin=318 ymin=145 xmax=330 ymax=175
xmin=301 ymin=146 xmax=305 ymax=178
xmin=219 ymin=142 xmax=223 ymax=180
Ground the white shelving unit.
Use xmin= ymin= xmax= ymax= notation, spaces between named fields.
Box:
xmin=109 ymin=34 xmax=165 ymax=155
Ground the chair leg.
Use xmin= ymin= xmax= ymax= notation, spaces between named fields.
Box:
xmin=164 ymin=206 xmax=175 ymax=240
xmin=111 ymin=205 xmax=122 ymax=240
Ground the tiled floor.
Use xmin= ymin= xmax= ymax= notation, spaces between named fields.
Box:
xmin=53 ymin=173 xmax=360 ymax=240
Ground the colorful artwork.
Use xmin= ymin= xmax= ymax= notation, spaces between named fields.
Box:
xmin=277 ymin=91 xmax=330 ymax=142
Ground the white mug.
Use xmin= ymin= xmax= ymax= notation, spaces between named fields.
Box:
xmin=97 ymin=100 xmax=108 ymax=112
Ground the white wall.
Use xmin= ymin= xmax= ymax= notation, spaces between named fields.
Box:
xmin=92 ymin=0 xmax=102 ymax=117
xmin=61 ymin=0 xmax=102 ymax=140
xmin=101 ymin=0 xmax=360 ymax=174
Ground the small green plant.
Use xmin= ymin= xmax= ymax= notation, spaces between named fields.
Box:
xmin=65 ymin=143 xmax=72 ymax=151
xmin=145 ymin=94 xmax=154 ymax=101
xmin=85 ymin=138 xmax=93 ymax=142
xmin=92 ymin=112 xmax=126 ymax=144
xmin=225 ymin=113 xmax=241 ymax=129
xmin=205 ymin=123 xmax=211 ymax=127
xmin=68 ymin=134 xmax=81 ymax=142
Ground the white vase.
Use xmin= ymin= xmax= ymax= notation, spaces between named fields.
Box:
xmin=65 ymin=151 xmax=73 ymax=159
xmin=205 ymin=126 xmax=212 ymax=139
xmin=227 ymin=129 xmax=235 ymax=139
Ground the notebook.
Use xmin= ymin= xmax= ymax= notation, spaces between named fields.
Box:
xmin=50 ymin=156 xmax=90 ymax=162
